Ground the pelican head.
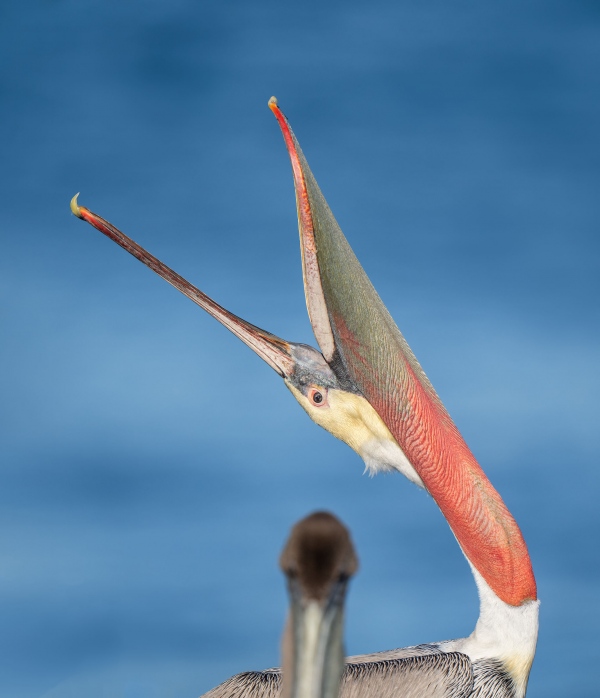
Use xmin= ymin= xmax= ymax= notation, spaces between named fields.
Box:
xmin=70 ymin=98 xmax=535 ymax=608
xmin=280 ymin=511 xmax=357 ymax=698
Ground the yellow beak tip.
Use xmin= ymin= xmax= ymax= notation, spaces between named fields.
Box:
xmin=70 ymin=193 xmax=83 ymax=218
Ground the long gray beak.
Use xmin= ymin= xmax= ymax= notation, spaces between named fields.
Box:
xmin=284 ymin=577 xmax=347 ymax=698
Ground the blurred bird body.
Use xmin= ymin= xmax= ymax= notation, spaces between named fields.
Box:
xmin=71 ymin=98 xmax=538 ymax=697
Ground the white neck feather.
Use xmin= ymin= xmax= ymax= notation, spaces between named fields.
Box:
xmin=442 ymin=566 xmax=539 ymax=695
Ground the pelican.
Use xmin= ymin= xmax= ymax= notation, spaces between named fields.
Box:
xmin=280 ymin=512 xmax=356 ymax=698
xmin=210 ymin=511 xmax=358 ymax=698
xmin=70 ymin=97 xmax=539 ymax=697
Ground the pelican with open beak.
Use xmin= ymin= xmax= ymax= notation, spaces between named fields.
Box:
xmin=71 ymin=98 xmax=538 ymax=697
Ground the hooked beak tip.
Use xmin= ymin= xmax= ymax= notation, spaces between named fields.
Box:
xmin=268 ymin=95 xmax=278 ymax=111
xmin=70 ymin=193 xmax=83 ymax=218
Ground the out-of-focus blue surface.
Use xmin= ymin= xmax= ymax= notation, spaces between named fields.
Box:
xmin=1 ymin=1 xmax=598 ymax=696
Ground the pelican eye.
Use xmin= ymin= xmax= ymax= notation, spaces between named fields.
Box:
xmin=309 ymin=388 xmax=327 ymax=407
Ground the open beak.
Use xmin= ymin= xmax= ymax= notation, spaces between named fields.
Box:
xmin=70 ymin=194 xmax=296 ymax=378
xmin=69 ymin=99 xmax=535 ymax=606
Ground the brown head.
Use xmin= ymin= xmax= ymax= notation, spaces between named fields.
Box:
xmin=279 ymin=512 xmax=358 ymax=698
xmin=280 ymin=511 xmax=358 ymax=603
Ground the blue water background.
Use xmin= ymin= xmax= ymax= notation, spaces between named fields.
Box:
xmin=1 ymin=1 xmax=598 ymax=696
